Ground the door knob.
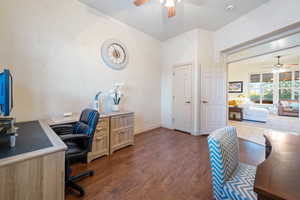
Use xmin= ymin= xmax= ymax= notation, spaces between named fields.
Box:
xmin=185 ymin=101 xmax=191 ymax=104
xmin=202 ymin=100 xmax=208 ymax=104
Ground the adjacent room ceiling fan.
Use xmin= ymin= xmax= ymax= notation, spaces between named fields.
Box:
xmin=261 ymin=56 xmax=298 ymax=73
xmin=134 ymin=0 xmax=181 ymax=18
xmin=271 ymin=56 xmax=298 ymax=73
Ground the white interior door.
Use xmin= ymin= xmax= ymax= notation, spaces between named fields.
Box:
xmin=200 ymin=63 xmax=227 ymax=133
xmin=173 ymin=64 xmax=192 ymax=133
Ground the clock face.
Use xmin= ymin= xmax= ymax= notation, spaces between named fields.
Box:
xmin=108 ymin=44 xmax=126 ymax=64
xmin=101 ymin=39 xmax=129 ymax=70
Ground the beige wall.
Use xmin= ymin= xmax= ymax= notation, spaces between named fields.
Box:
xmin=0 ymin=0 xmax=162 ymax=134
xmin=161 ymin=29 xmax=214 ymax=135
xmin=228 ymin=64 xmax=268 ymax=100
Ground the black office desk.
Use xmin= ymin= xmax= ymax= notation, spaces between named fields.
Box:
xmin=0 ymin=121 xmax=52 ymax=159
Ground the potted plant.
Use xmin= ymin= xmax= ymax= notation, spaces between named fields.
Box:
xmin=110 ymin=83 xmax=124 ymax=112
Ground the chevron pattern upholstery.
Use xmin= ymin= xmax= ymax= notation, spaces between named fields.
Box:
xmin=224 ymin=163 xmax=257 ymax=200
xmin=208 ymin=126 xmax=257 ymax=200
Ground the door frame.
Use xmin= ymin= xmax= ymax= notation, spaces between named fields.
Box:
xmin=172 ymin=62 xmax=195 ymax=133
xmin=220 ymin=28 xmax=300 ymax=126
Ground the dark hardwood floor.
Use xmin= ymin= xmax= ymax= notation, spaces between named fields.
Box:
xmin=66 ymin=128 xmax=265 ymax=200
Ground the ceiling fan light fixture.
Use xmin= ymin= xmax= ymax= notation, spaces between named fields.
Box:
xmin=272 ymin=68 xmax=286 ymax=74
xmin=226 ymin=4 xmax=235 ymax=11
xmin=165 ymin=0 xmax=175 ymax=8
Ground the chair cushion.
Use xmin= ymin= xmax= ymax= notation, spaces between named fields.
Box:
xmin=65 ymin=142 xmax=84 ymax=155
xmin=73 ymin=122 xmax=89 ymax=134
xmin=210 ymin=126 xmax=240 ymax=181
xmin=224 ymin=163 xmax=257 ymax=200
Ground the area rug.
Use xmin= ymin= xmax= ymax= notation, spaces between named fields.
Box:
xmin=230 ymin=121 xmax=300 ymax=146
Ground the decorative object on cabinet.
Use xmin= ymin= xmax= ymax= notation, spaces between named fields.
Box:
xmin=93 ymin=91 xmax=102 ymax=111
xmin=101 ymin=39 xmax=129 ymax=70
xmin=109 ymin=82 xmax=124 ymax=112
xmin=229 ymin=81 xmax=243 ymax=93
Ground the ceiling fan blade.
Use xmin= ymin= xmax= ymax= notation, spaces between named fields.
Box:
xmin=134 ymin=0 xmax=150 ymax=6
xmin=167 ymin=6 xmax=176 ymax=18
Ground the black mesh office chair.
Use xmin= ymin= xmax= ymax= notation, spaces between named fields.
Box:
xmin=52 ymin=108 xmax=100 ymax=197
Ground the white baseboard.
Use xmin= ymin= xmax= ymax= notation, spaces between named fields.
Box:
xmin=190 ymin=130 xmax=209 ymax=136
xmin=134 ymin=123 xmax=161 ymax=135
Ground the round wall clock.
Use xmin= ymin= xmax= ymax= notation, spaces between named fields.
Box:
xmin=101 ymin=39 xmax=129 ymax=70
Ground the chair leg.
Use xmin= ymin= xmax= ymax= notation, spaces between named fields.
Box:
xmin=70 ymin=170 xmax=94 ymax=182
xmin=67 ymin=180 xmax=85 ymax=197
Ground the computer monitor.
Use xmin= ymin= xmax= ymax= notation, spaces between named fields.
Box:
xmin=0 ymin=69 xmax=13 ymax=116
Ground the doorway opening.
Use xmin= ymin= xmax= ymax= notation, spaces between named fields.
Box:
xmin=227 ymin=47 xmax=300 ymax=143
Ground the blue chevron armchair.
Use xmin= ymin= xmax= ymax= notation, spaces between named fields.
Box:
xmin=207 ymin=126 xmax=257 ymax=200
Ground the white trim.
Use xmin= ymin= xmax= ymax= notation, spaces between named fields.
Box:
xmin=223 ymin=23 xmax=300 ymax=56
xmin=134 ymin=124 xmax=161 ymax=135
xmin=226 ymin=31 xmax=300 ymax=64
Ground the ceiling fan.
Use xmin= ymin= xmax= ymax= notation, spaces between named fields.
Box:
xmin=134 ymin=0 xmax=181 ymax=18
xmin=272 ymin=56 xmax=298 ymax=73
xmin=261 ymin=56 xmax=298 ymax=73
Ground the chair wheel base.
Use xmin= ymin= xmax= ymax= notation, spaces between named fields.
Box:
xmin=89 ymin=171 xmax=94 ymax=176
xmin=67 ymin=170 xmax=95 ymax=197
xmin=67 ymin=181 xmax=85 ymax=197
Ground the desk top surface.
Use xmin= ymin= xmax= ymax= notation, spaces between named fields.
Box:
xmin=47 ymin=111 xmax=134 ymax=126
xmin=254 ymin=131 xmax=300 ymax=200
xmin=0 ymin=121 xmax=53 ymax=159
xmin=0 ymin=120 xmax=67 ymax=167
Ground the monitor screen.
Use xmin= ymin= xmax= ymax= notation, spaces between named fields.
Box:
xmin=0 ymin=69 xmax=13 ymax=116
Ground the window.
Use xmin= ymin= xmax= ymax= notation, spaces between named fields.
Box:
xmin=279 ymin=71 xmax=299 ymax=101
xmin=295 ymin=71 xmax=299 ymax=100
xmin=249 ymin=73 xmax=273 ymax=104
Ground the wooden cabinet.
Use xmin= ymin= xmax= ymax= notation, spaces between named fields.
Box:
xmin=50 ymin=112 xmax=135 ymax=162
xmin=88 ymin=117 xmax=109 ymax=162
xmin=110 ymin=113 xmax=134 ymax=154
xmin=87 ymin=112 xmax=134 ymax=161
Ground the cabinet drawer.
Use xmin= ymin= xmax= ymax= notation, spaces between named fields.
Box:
xmin=111 ymin=127 xmax=134 ymax=147
xmin=111 ymin=114 xmax=134 ymax=130
xmin=98 ymin=117 xmax=109 ymax=128
xmin=95 ymin=118 xmax=109 ymax=136
xmin=92 ymin=135 xmax=109 ymax=153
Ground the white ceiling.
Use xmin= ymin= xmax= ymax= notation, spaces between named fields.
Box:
xmin=80 ymin=0 xmax=269 ymax=41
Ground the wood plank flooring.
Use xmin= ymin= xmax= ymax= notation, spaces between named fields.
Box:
xmin=66 ymin=128 xmax=265 ymax=200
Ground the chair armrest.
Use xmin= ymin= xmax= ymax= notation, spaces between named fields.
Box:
xmin=51 ymin=124 xmax=73 ymax=135
xmin=60 ymin=134 xmax=89 ymax=142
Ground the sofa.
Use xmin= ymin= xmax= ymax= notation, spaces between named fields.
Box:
xmin=278 ymin=100 xmax=299 ymax=117
xmin=238 ymin=100 xmax=269 ymax=123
